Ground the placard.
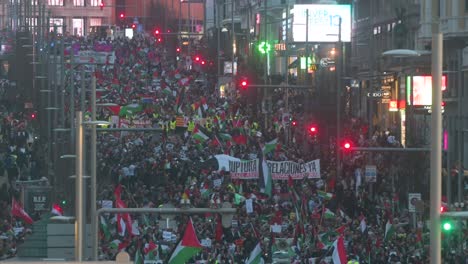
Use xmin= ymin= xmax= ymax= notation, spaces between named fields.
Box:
xmin=365 ymin=165 xmax=377 ymax=183
xmin=245 ymin=199 xmax=254 ymax=214
xmin=408 ymin=193 xmax=422 ymax=213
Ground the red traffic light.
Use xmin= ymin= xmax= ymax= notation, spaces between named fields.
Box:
xmin=201 ymin=60 xmax=205 ymax=65
xmin=309 ymin=126 xmax=317 ymax=133
xmin=154 ymin=29 xmax=160 ymax=34
xmin=31 ymin=113 xmax=36 ymax=119
xmin=291 ymin=121 xmax=297 ymax=126
xmin=195 ymin=56 xmax=200 ymax=61
xmin=132 ymin=24 xmax=136 ymax=29
xmin=157 ymin=38 xmax=162 ymax=42
xmin=119 ymin=13 xmax=125 ymax=18
xmin=176 ymin=47 xmax=180 ymax=52
xmin=100 ymin=1 xmax=104 ymax=10
xmin=343 ymin=141 xmax=351 ymax=149
xmin=440 ymin=205 xmax=448 ymax=213
xmin=239 ymin=80 xmax=248 ymax=89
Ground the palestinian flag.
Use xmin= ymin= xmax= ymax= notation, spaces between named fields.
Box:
xmin=323 ymin=208 xmax=336 ymax=219
xmin=234 ymin=193 xmax=246 ymax=205
xmin=162 ymin=87 xmax=172 ymax=96
xmin=219 ymin=133 xmax=232 ymax=141
xmin=144 ymin=241 xmax=158 ymax=260
xmin=11 ymin=198 xmax=33 ymax=225
xmin=318 ymin=231 xmax=338 ymax=249
xmin=134 ymin=248 xmax=143 ymax=264
xmin=168 ymin=218 xmax=202 ymax=264
xmin=317 ymin=190 xmax=334 ymax=200
xmin=192 ymin=126 xmax=209 ymax=143
xmin=100 ymin=216 xmax=111 ymax=240
xmin=332 ymin=236 xmax=347 ymax=264
xmin=245 ymin=243 xmax=264 ymax=264
xmin=262 ymin=138 xmax=279 ymax=155
xmin=231 ymin=128 xmax=247 ymax=145
xmin=384 ymin=220 xmax=395 ymax=241
xmin=109 ymin=239 xmax=121 ymax=250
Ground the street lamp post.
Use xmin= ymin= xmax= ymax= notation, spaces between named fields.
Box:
xmin=91 ymin=75 xmax=98 ymax=261
xmin=336 ymin=17 xmax=343 ymax=180
xmin=75 ymin=111 xmax=84 ymax=262
xmin=429 ymin=0 xmax=443 ymax=262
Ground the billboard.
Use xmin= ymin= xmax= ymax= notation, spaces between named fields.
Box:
xmin=292 ymin=4 xmax=351 ymax=42
xmin=412 ymin=75 xmax=447 ymax=106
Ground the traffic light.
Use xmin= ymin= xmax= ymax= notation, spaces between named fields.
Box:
xmin=195 ymin=56 xmax=200 ymax=62
xmin=440 ymin=205 xmax=448 ymax=213
xmin=131 ymin=24 xmax=136 ymax=29
xmin=119 ymin=13 xmax=125 ymax=19
xmin=239 ymin=79 xmax=248 ymax=89
xmin=442 ymin=219 xmax=453 ymax=232
xmin=176 ymin=47 xmax=181 ymax=53
xmin=31 ymin=113 xmax=36 ymax=119
xmin=201 ymin=60 xmax=206 ymax=65
xmin=309 ymin=125 xmax=317 ymax=133
xmin=100 ymin=1 xmax=104 ymax=10
xmin=154 ymin=29 xmax=160 ymax=35
xmin=343 ymin=141 xmax=352 ymax=150
xmin=291 ymin=120 xmax=297 ymax=127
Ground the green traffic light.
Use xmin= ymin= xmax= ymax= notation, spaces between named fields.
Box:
xmin=442 ymin=222 xmax=452 ymax=231
xmin=61 ymin=200 xmax=67 ymax=205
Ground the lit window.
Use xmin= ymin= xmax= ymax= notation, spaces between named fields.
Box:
xmin=89 ymin=0 xmax=101 ymax=7
xmin=89 ymin=18 xmax=102 ymax=27
xmin=48 ymin=0 xmax=63 ymax=6
xmin=73 ymin=0 xmax=84 ymax=6
xmin=49 ymin=18 xmax=63 ymax=34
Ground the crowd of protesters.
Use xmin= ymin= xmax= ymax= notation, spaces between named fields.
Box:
xmin=55 ymin=32 xmax=464 ymax=263
xmin=0 ymin=29 xmax=467 ymax=263
xmin=0 ymin=82 xmax=45 ymax=259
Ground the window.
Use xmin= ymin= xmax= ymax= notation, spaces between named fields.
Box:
xmin=73 ymin=0 xmax=84 ymax=6
xmin=466 ymin=0 xmax=468 ymax=12
xmin=90 ymin=0 xmax=101 ymax=6
xmin=72 ymin=18 xmax=84 ymax=36
xmin=89 ymin=18 xmax=102 ymax=27
xmin=48 ymin=0 xmax=63 ymax=6
xmin=49 ymin=18 xmax=63 ymax=34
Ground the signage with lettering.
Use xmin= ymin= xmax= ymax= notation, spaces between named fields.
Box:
xmin=25 ymin=187 xmax=51 ymax=213
xmin=229 ymin=159 xmax=259 ymax=179
xmin=267 ymin=159 xmax=321 ymax=180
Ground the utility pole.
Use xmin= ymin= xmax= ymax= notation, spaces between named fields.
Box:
xmin=429 ymin=0 xmax=442 ymax=262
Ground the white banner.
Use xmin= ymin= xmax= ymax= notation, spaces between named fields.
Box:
xmin=229 ymin=159 xmax=259 ymax=179
xmin=214 ymin=154 xmax=240 ymax=171
xmin=267 ymin=159 xmax=321 ymax=180
xmin=215 ymin=155 xmax=320 ymax=180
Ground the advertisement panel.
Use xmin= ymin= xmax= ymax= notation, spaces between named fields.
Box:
xmin=292 ymin=4 xmax=351 ymax=42
xmin=412 ymin=75 xmax=447 ymax=106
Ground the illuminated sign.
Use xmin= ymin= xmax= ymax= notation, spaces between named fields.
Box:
xmin=292 ymin=4 xmax=351 ymax=42
xmin=412 ymin=75 xmax=447 ymax=106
